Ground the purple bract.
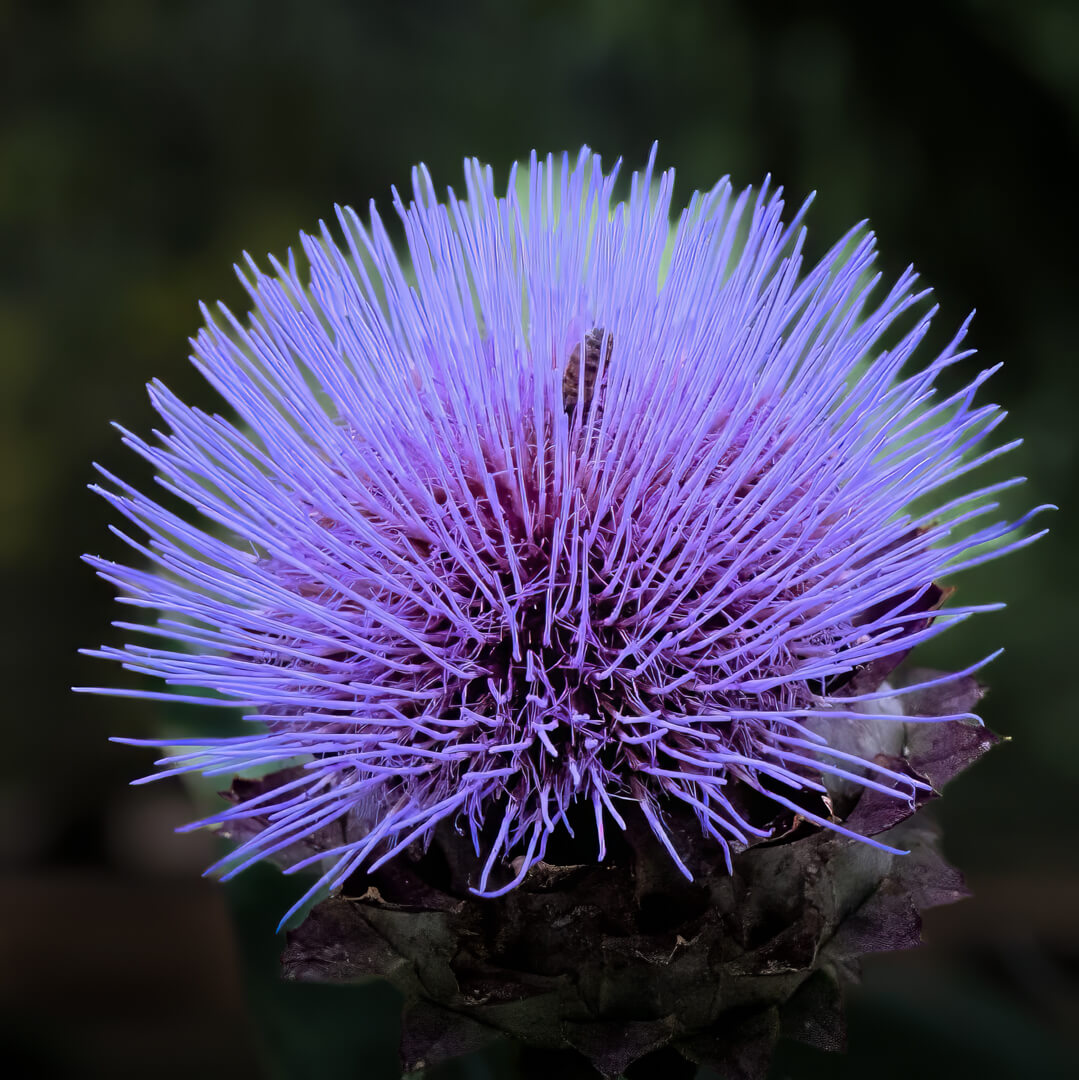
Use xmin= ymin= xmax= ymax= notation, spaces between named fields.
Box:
xmin=81 ymin=147 xmax=1046 ymax=925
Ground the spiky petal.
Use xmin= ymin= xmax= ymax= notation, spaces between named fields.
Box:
xmin=81 ymin=147 xmax=1046 ymax=923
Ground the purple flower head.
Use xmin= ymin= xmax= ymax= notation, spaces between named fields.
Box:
xmin=82 ymin=147 xmax=1046 ymax=926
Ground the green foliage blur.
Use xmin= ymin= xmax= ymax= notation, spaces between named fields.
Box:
xmin=2 ymin=1 xmax=1076 ymax=1077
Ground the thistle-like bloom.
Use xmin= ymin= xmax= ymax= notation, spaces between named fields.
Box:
xmin=83 ymin=147 xmax=1044 ymax=925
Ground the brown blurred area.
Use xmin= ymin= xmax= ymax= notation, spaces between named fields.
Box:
xmin=0 ymin=876 xmax=251 ymax=1076
xmin=2 ymin=1 xmax=1078 ymax=1077
xmin=0 ymin=781 xmax=255 ymax=1077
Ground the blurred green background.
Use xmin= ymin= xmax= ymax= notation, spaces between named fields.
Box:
xmin=2 ymin=0 xmax=1077 ymax=1077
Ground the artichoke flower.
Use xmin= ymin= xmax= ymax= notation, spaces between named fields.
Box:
xmin=81 ymin=147 xmax=1046 ymax=1077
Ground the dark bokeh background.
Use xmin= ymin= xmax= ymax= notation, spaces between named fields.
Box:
xmin=2 ymin=1 xmax=1077 ymax=1077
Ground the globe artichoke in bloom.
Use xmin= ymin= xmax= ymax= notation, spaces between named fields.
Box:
xmin=82 ymin=147 xmax=1045 ymax=1076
